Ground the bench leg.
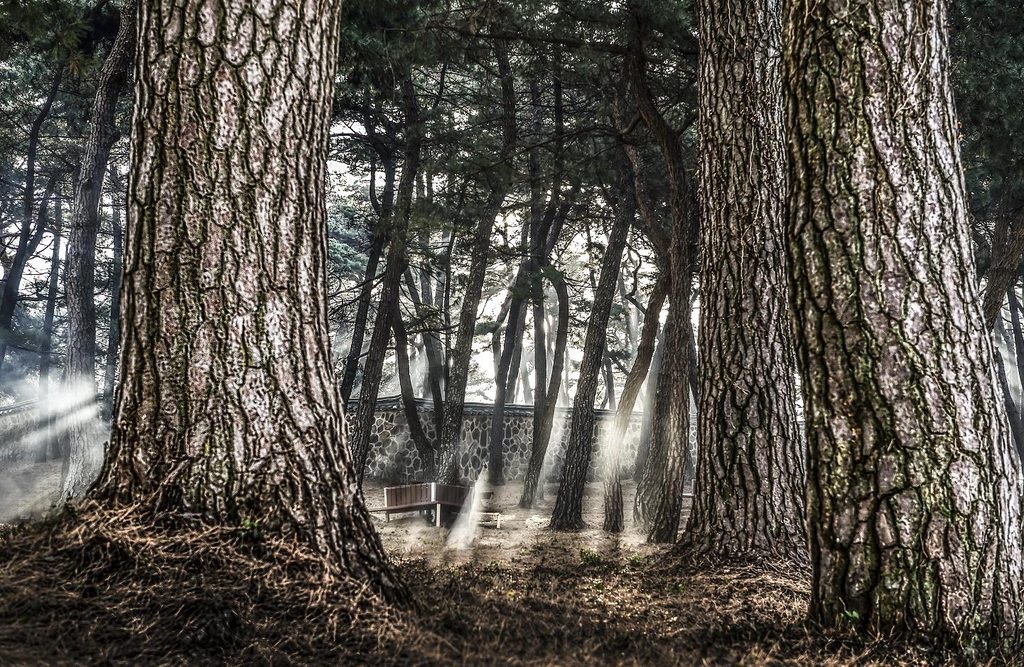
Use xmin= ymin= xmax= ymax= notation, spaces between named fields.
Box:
xmin=436 ymin=503 xmax=442 ymax=527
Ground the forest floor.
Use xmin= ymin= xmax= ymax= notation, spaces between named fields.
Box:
xmin=0 ymin=460 xmax=1012 ymax=666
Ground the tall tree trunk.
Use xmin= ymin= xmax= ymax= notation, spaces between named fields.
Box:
xmin=785 ymin=0 xmax=1024 ymax=644
xmin=102 ymin=171 xmax=125 ymax=420
xmin=37 ymin=186 xmax=64 ymax=463
xmin=339 ymin=231 xmax=386 ymax=405
xmin=627 ymin=33 xmax=696 ymax=543
xmin=349 ymin=77 xmax=422 ymax=478
xmin=61 ymin=1 xmax=136 ymax=504
xmin=339 ymin=147 xmax=392 ymax=405
xmin=91 ymin=0 xmax=405 ymax=602
xmin=519 ymin=271 xmax=570 ymax=507
xmin=405 ymin=264 xmax=445 ymax=435
xmin=678 ymin=0 xmax=806 ymax=563
xmin=550 ymin=159 xmax=634 ymax=531
xmin=603 ymin=275 xmax=667 ymax=532
xmin=0 ymin=64 xmax=64 ymax=373
xmin=1009 ymin=285 xmax=1024 ymax=416
xmin=435 ymin=44 xmax=517 ymax=484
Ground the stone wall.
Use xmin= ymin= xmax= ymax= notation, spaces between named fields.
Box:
xmin=355 ymin=397 xmax=643 ymax=484
xmin=0 ymin=400 xmax=42 ymax=460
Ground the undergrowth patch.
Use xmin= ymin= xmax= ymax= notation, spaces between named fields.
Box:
xmin=0 ymin=508 xmax=1008 ymax=666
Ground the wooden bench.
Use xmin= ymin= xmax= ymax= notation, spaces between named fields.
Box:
xmin=380 ymin=483 xmax=474 ymax=527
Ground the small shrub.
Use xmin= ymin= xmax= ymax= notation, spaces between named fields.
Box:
xmin=579 ymin=548 xmax=602 ymax=566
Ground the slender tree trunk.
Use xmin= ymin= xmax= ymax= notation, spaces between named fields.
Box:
xmin=436 ymin=44 xmax=517 ymax=484
xmin=519 ymin=272 xmax=570 ymax=507
xmin=1009 ymin=285 xmax=1024 ymax=416
xmin=603 ymin=275 xmax=666 ymax=532
xmin=91 ymin=0 xmax=406 ymax=602
xmin=350 ymin=77 xmax=422 ymax=477
xmin=628 ymin=33 xmax=696 ymax=543
xmin=678 ymin=0 xmax=806 ymax=563
xmin=37 ymin=187 xmax=64 ymax=463
xmin=633 ymin=322 xmax=665 ymax=481
xmin=61 ymin=1 xmax=136 ymax=503
xmin=785 ymin=0 xmax=1024 ymax=645
xmin=102 ymin=171 xmax=125 ymax=419
xmin=405 ymin=265 xmax=445 ymax=435
xmin=550 ymin=160 xmax=634 ymax=530
xmin=392 ymin=305 xmax=434 ymax=476
xmin=339 ymin=230 xmax=386 ymax=405
xmin=0 ymin=65 xmax=64 ymax=373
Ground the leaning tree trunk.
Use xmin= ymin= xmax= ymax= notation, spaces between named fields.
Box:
xmin=435 ymin=44 xmax=517 ymax=485
xmin=678 ymin=0 xmax=806 ymax=563
xmin=785 ymin=0 xmax=1024 ymax=646
xmin=91 ymin=0 xmax=406 ymax=602
xmin=61 ymin=0 xmax=135 ymax=504
xmin=519 ymin=270 xmax=570 ymax=507
xmin=628 ymin=40 xmax=696 ymax=544
xmin=349 ymin=76 xmax=422 ymax=478
xmin=603 ymin=275 xmax=666 ymax=532
xmin=0 ymin=64 xmax=63 ymax=373
xmin=550 ymin=160 xmax=634 ymax=531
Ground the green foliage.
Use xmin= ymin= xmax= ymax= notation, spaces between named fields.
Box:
xmin=578 ymin=547 xmax=602 ymax=566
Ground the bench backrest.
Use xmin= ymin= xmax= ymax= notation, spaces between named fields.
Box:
xmin=384 ymin=483 xmax=432 ymax=508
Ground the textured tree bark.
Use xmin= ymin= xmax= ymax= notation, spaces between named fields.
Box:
xmin=349 ymin=76 xmax=422 ymax=478
xmin=628 ymin=40 xmax=695 ymax=543
xmin=550 ymin=160 xmax=634 ymax=531
xmin=102 ymin=173 xmax=125 ymax=420
xmin=603 ymin=275 xmax=666 ymax=532
xmin=90 ymin=0 xmax=406 ymax=602
xmin=61 ymin=1 xmax=136 ymax=504
xmin=435 ymin=44 xmax=517 ymax=485
xmin=0 ymin=64 xmax=63 ymax=374
xmin=785 ymin=0 xmax=1024 ymax=646
xmin=678 ymin=0 xmax=806 ymax=564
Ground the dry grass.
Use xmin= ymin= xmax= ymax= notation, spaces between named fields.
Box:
xmin=0 ymin=503 xmax=1013 ymax=666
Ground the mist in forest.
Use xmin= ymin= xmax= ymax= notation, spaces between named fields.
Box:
xmin=447 ymin=474 xmax=489 ymax=550
xmin=0 ymin=385 xmax=107 ymax=522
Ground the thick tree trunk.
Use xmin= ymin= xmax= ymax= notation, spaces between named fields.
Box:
xmin=678 ymin=0 xmax=806 ymax=563
xmin=436 ymin=45 xmax=517 ymax=484
xmin=61 ymin=1 xmax=135 ymax=504
xmin=550 ymin=160 xmax=634 ymax=531
xmin=603 ymin=275 xmax=666 ymax=532
xmin=91 ymin=0 xmax=405 ymax=602
xmin=785 ymin=0 xmax=1024 ymax=645
xmin=102 ymin=173 xmax=125 ymax=420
